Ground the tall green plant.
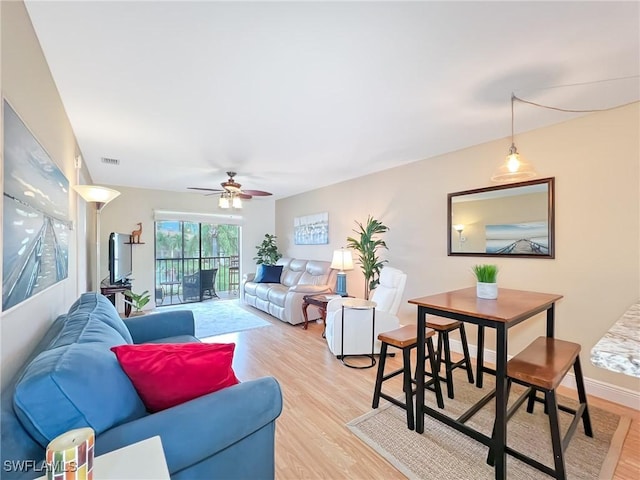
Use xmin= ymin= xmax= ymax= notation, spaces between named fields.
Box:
xmin=346 ymin=216 xmax=389 ymax=300
xmin=253 ymin=234 xmax=283 ymax=265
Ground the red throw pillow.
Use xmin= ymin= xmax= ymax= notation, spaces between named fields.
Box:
xmin=111 ymin=343 xmax=239 ymax=412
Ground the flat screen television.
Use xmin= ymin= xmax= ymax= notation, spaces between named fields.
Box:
xmin=108 ymin=232 xmax=133 ymax=285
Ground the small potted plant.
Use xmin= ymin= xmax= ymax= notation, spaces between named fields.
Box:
xmin=124 ymin=289 xmax=151 ymax=316
xmin=472 ymin=264 xmax=499 ymax=299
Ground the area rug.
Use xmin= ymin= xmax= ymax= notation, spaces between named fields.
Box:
xmin=155 ymin=300 xmax=271 ymax=339
xmin=347 ymin=371 xmax=630 ymax=480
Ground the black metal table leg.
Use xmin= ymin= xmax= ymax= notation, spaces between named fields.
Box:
xmin=494 ymin=324 xmax=508 ymax=480
xmin=416 ymin=306 xmax=426 ymax=434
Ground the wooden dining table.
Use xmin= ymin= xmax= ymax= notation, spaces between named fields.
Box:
xmin=409 ymin=287 xmax=563 ymax=480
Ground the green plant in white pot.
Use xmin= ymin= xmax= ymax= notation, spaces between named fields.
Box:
xmin=472 ymin=264 xmax=499 ymax=299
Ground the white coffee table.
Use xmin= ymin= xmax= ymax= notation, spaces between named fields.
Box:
xmin=37 ymin=436 xmax=170 ymax=480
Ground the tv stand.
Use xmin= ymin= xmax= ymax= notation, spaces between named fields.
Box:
xmin=101 ymin=284 xmax=132 ymax=318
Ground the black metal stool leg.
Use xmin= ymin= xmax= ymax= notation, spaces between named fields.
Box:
xmin=573 ymin=356 xmax=593 ymax=437
xmin=459 ymin=324 xmax=475 ymax=384
xmin=402 ymin=346 xmax=415 ymax=430
xmin=546 ymin=390 xmax=566 ymax=480
xmin=372 ymin=342 xmax=388 ymax=409
xmin=426 ymin=336 xmax=444 ymax=409
xmin=442 ymin=331 xmax=455 ymax=399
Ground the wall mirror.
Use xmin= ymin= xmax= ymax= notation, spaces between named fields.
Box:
xmin=448 ymin=177 xmax=555 ymax=258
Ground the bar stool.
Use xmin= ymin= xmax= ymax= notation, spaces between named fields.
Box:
xmin=228 ymin=256 xmax=239 ymax=294
xmin=372 ymin=325 xmax=444 ymax=430
xmin=426 ymin=316 xmax=474 ymax=399
xmin=487 ymin=337 xmax=592 ymax=480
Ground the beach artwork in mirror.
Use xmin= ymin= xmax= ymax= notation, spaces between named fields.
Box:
xmin=448 ymin=178 xmax=554 ymax=258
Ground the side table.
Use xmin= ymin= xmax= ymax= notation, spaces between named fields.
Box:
xmin=302 ymin=294 xmax=342 ymax=337
xmin=340 ymin=298 xmax=377 ymax=369
xmin=100 ymin=284 xmax=132 ymax=318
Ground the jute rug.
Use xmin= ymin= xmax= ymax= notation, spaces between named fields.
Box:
xmin=348 ymin=370 xmax=630 ymax=479
xmin=155 ymin=299 xmax=271 ymax=339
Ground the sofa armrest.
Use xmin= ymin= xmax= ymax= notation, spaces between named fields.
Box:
xmin=243 ymin=273 xmax=256 ymax=282
xmin=288 ymin=284 xmax=332 ymax=294
xmin=95 ymin=377 xmax=283 ymax=475
xmin=124 ymin=310 xmax=195 ymax=343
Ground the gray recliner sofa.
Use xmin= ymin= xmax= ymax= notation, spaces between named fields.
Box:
xmin=242 ymin=257 xmax=336 ymax=325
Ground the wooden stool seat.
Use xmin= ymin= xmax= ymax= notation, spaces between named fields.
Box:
xmin=424 ymin=315 xmax=474 ymax=399
xmin=372 ymin=326 xmax=444 ymax=430
xmin=507 ymin=337 xmax=580 ymax=390
xmin=488 ymin=336 xmax=592 ymax=480
xmin=425 ymin=317 xmax=461 ymax=330
xmin=378 ymin=325 xmax=434 ymax=348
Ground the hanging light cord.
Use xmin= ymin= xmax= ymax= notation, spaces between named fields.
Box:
xmin=513 ymin=94 xmax=639 ymax=113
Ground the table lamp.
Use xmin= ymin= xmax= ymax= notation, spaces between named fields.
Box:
xmin=330 ymin=248 xmax=354 ymax=297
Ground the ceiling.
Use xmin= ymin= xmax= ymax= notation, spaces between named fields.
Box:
xmin=24 ymin=1 xmax=640 ymax=200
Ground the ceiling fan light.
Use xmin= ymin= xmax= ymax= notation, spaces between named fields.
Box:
xmin=218 ymin=194 xmax=230 ymax=209
xmin=232 ymin=195 xmax=243 ymax=209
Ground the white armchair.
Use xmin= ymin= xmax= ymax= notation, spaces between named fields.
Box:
xmin=325 ymin=266 xmax=407 ymax=356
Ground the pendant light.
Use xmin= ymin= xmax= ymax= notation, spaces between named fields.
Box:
xmin=491 ymin=94 xmax=537 ymax=183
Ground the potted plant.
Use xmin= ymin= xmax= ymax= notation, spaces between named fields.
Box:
xmin=253 ymin=234 xmax=283 ymax=265
xmin=124 ymin=289 xmax=151 ymax=316
xmin=472 ymin=264 xmax=499 ymax=299
xmin=346 ymin=216 xmax=389 ymax=300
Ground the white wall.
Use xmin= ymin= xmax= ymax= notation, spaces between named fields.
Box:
xmin=1 ymin=2 xmax=91 ymax=387
xmin=98 ymin=186 xmax=275 ymax=311
xmin=276 ymin=104 xmax=640 ymax=394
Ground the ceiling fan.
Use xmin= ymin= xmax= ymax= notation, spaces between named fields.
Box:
xmin=188 ymin=171 xmax=273 ymax=199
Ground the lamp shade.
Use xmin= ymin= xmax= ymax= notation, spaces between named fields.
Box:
xmin=73 ymin=185 xmax=120 ymax=206
xmin=330 ymin=249 xmax=354 ymax=271
xmin=491 ymin=147 xmax=537 ymax=183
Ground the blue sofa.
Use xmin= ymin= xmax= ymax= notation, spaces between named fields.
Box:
xmin=1 ymin=292 xmax=283 ymax=479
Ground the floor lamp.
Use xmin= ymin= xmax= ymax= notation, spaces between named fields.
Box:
xmin=73 ymin=185 xmax=121 ymax=291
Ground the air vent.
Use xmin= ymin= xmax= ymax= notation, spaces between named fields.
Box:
xmin=101 ymin=157 xmax=120 ymax=166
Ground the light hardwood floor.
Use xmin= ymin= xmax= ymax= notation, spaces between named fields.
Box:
xmin=204 ymin=306 xmax=640 ymax=479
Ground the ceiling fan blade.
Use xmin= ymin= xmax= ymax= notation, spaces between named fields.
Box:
xmin=188 ymin=187 xmax=223 ymax=192
xmin=238 ymin=193 xmax=253 ymax=199
xmin=242 ymin=189 xmax=272 ymax=196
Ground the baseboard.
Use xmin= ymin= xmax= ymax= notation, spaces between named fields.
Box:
xmin=449 ymin=339 xmax=640 ymax=411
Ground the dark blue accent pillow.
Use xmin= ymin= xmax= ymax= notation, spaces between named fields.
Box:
xmin=254 ymin=265 xmax=283 ymax=283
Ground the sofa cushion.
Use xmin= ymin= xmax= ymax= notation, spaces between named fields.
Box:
xmin=281 ymin=268 xmax=303 ymax=287
xmin=254 ymin=265 xmax=283 ymax=283
xmin=52 ymin=316 xmax=129 ymax=348
xmin=266 ymin=285 xmax=288 ymax=306
xmin=66 ymin=292 xmax=133 ymax=344
xmin=111 ymin=343 xmax=240 ymax=412
xmin=13 ymin=343 xmax=147 ymax=447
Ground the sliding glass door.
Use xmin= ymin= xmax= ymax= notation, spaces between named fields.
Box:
xmin=154 ymin=221 xmax=239 ymax=306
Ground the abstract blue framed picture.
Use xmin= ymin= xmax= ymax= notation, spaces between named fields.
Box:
xmin=2 ymin=100 xmax=70 ymax=310
xmin=294 ymin=212 xmax=329 ymax=245
xmin=485 ymin=221 xmax=548 ymax=255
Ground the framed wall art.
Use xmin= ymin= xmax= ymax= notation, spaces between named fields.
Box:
xmin=3 ymin=100 xmax=70 ymax=310
xmin=294 ymin=212 xmax=328 ymax=245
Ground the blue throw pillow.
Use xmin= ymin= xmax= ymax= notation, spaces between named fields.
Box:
xmin=254 ymin=265 xmax=283 ymax=283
